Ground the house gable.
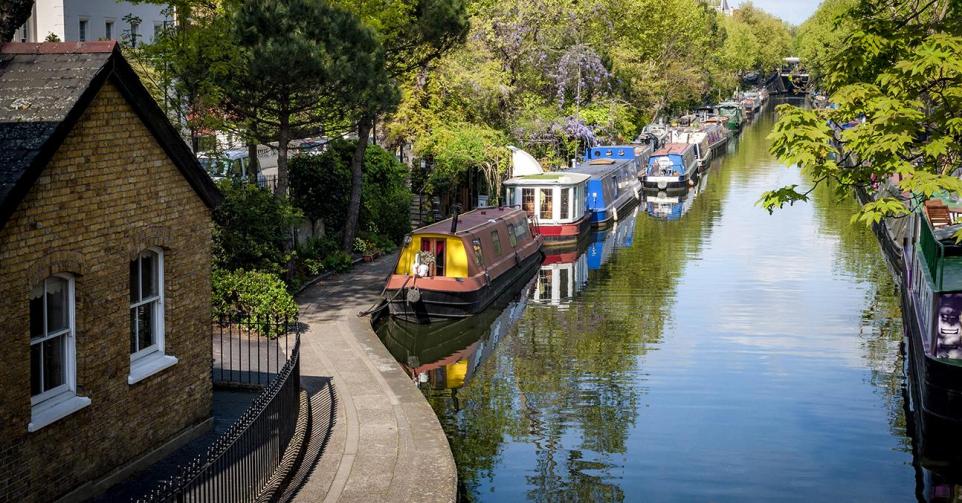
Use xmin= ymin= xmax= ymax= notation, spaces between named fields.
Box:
xmin=0 ymin=79 xmax=213 ymax=502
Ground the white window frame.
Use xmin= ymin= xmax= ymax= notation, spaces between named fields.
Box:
xmin=128 ymin=248 xmax=177 ymax=384
xmin=29 ymin=275 xmax=90 ymax=432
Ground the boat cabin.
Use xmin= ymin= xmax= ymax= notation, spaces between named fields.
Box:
xmin=645 ymin=143 xmax=698 ymax=190
xmin=504 ymin=173 xmax=590 ymax=226
xmin=908 ymin=199 xmax=962 ymax=359
xmin=569 ymin=157 xmax=641 ymax=225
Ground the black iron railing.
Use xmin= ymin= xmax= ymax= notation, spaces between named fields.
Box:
xmin=137 ymin=315 xmax=301 ymax=502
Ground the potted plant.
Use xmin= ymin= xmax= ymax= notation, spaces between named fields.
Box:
xmin=355 ymin=238 xmax=378 ymax=262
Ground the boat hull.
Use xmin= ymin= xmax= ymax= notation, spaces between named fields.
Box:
xmin=385 ymin=248 xmax=544 ymax=324
xmin=591 ymin=191 xmax=640 ymax=230
xmin=540 ymin=213 xmax=594 ymax=248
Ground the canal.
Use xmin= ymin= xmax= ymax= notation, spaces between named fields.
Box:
xmin=378 ymin=103 xmax=921 ymax=501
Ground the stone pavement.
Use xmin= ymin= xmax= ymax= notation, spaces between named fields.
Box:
xmin=286 ymin=255 xmax=457 ymax=503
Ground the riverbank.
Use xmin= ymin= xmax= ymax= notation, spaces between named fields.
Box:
xmin=287 ymin=255 xmax=457 ymax=502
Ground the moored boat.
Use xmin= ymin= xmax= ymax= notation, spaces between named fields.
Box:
xmin=503 ymin=172 xmax=592 ymax=247
xmin=903 ymin=198 xmax=962 ymax=437
xmin=643 ymin=143 xmax=699 ymax=192
xmin=717 ymin=101 xmax=745 ymax=131
xmin=669 ymin=122 xmax=728 ymax=167
xmin=384 ymin=207 xmax=544 ymax=323
xmin=569 ymin=154 xmax=642 ymax=228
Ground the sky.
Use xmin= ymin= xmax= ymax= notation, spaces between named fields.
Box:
xmin=733 ymin=0 xmax=821 ymax=25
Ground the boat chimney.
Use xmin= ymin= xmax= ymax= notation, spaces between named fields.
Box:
xmin=450 ymin=204 xmax=462 ymax=233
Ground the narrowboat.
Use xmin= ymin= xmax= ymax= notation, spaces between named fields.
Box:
xmin=902 ymin=198 xmax=962 ymax=438
xmin=717 ymin=101 xmax=745 ymax=131
xmin=636 ymin=123 xmax=670 ymax=151
xmin=643 ymin=143 xmax=699 ymax=192
xmin=669 ymin=122 xmax=728 ymax=167
xmin=504 ymin=172 xmax=592 ymax=247
xmin=383 ymin=206 xmax=544 ymax=323
xmin=569 ymin=155 xmax=642 ymax=228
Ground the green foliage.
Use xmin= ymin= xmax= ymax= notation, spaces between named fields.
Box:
xmin=213 ymin=180 xmax=301 ymax=276
xmin=211 ymin=268 xmax=297 ymax=328
xmin=322 ymin=251 xmax=354 ymax=273
xmin=289 ymin=140 xmax=412 ymax=244
xmin=768 ymin=0 xmax=962 ymax=229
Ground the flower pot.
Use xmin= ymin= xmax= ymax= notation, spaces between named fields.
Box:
xmin=363 ymin=254 xmax=375 ymax=262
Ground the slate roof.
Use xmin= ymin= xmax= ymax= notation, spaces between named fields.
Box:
xmin=0 ymin=42 xmax=221 ymax=229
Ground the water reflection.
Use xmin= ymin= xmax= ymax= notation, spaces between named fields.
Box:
xmin=643 ymin=171 xmax=710 ymax=221
xmin=533 ymin=207 xmax=639 ymax=307
xmin=377 ymin=102 xmax=935 ymax=502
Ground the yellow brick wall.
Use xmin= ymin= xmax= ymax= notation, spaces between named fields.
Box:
xmin=0 ymin=82 xmax=213 ymax=502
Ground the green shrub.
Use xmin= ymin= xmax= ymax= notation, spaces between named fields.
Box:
xmin=212 ymin=269 xmax=297 ymax=332
xmin=288 ymin=140 xmax=411 ymax=245
xmin=322 ymin=251 xmax=353 ymax=272
xmin=213 ymin=180 xmax=301 ymax=276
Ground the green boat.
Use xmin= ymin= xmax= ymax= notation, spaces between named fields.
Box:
xmin=717 ymin=101 xmax=744 ymax=131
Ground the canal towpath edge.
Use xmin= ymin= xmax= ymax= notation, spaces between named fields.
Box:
xmin=290 ymin=254 xmax=457 ymax=502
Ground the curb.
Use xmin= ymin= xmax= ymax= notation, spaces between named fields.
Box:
xmin=257 ymin=388 xmax=311 ymax=503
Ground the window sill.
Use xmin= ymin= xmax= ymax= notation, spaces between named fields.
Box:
xmin=128 ymin=353 xmax=178 ymax=385
xmin=29 ymin=394 xmax=91 ymax=432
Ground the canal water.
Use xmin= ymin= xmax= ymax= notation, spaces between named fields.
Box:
xmin=378 ymin=104 xmax=922 ymax=501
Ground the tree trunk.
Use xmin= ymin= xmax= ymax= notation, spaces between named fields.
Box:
xmin=276 ymin=112 xmax=290 ymax=196
xmin=342 ymin=117 xmax=372 ymax=252
xmin=247 ymin=141 xmax=259 ymax=180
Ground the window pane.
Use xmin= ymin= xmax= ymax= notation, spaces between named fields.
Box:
xmin=137 ymin=303 xmax=154 ymax=351
xmin=42 ymin=335 xmax=65 ymax=392
xmin=560 ymin=269 xmax=569 ymax=299
xmin=30 ymin=343 xmax=42 ymax=396
xmin=30 ymin=284 xmax=44 ymax=339
xmin=130 ymin=259 xmax=140 ymax=303
xmin=141 ymin=252 xmax=157 ymax=298
xmin=130 ymin=308 xmax=138 ymax=353
xmin=491 ymin=231 xmax=502 ymax=256
xmin=561 ymin=188 xmax=571 ymax=220
xmin=540 ymin=189 xmax=553 ymax=220
xmin=46 ymin=277 xmax=68 ymax=334
xmin=522 ymin=189 xmax=535 ymax=216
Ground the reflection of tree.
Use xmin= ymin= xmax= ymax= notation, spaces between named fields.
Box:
xmin=809 ymin=168 xmax=909 ymax=450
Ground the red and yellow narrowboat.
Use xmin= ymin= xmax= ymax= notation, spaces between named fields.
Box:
xmin=384 ymin=207 xmax=544 ymax=323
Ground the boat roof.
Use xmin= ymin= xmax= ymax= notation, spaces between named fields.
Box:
xmin=414 ymin=206 xmax=524 ymax=235
xmin=569 ymin=157 xmax=636 ymax=177
xmin=504 ymin=172 xmax=590 ymax=186
xmin=652 ymin=143 xmax=693 ymax=156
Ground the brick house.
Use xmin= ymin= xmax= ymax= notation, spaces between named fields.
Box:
xmin=0 ymin=42 xmax=221 ymax=501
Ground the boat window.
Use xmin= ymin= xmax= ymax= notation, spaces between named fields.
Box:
xmin=540 ymin=189 xmax=553 ymax=220
xmin=515 ymin=221 xmax=529 ymax=241
xmin=507 ymin=224 xmax=518 ymax=247
xmin=522 ymin=189 xmax=535 ymax=217
xmin=561 ymin=188 xmax=570 ymax=220
xmin=471 ymin=239 xmax=484 ymax=266
xmin=537 ymin=269 xmax=552 ymax=300
xmin=420 ymin=238 xmax=446 ymax=277
xmin=559 ymin=268 xmax=569 ymax=299
xmin=506 ymin=188 xmax=516 ymax=208
xmin=491 ymin=231 xmax=503 ymax=256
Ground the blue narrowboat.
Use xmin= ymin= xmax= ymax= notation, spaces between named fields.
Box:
xmin=570 ymin=149 xmax=643 ymax=228
xmin=643 ymin=143 xmax=699 ymax=192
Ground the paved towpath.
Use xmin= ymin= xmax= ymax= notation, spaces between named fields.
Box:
xmin=287 ymin=255 xmax=457 ymax=503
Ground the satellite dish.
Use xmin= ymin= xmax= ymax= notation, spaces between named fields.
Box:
xmin=508 ymin=146 xmax=543 ymax=177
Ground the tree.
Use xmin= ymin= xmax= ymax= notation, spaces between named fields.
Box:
xmin=763 ymin=0 xmax=962 ymax=234
xmin=222 ymin=0 xmax=394 ymax=196
xmin=1 ymin=0 xmax=33 ymax=43
xmin=331 ymin=0 xmax=469 ymax=251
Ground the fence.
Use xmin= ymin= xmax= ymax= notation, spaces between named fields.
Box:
xmin=137 ymin=315 xmax=302 ymax=502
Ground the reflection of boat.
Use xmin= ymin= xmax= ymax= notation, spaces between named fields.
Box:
xmin=532 ymin=239 xmax=590 ymax=307
xmin=384 ymin=207 xmax=543 ymax=323
xmin=570 ymin=147 xmax=643 ymax=229
xmin=902 ymin=198 xmax=962 ymax=438
xmin=907 ymin=379 xmax=962 ymax=503
xmin=587 ymin=206 xmax=638 ymax=271
xmin=644 ymin=171 xmax=709 ymax=221
xmin=378 ymin=279 xmax=534 ymax=389
xmin=503 ymin=172 xmax=592 ymax=248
